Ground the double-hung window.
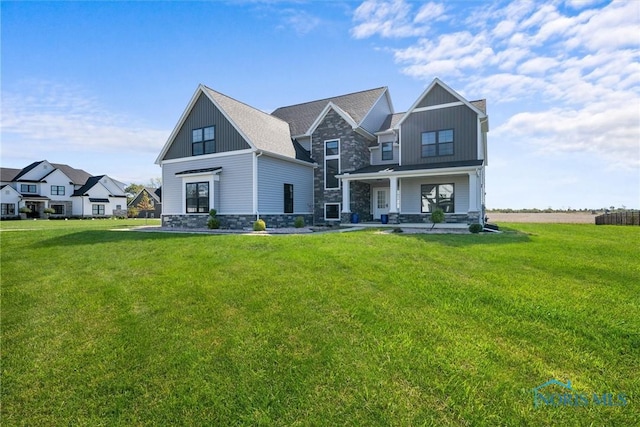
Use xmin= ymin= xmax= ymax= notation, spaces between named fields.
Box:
xmin=92 ymin=205 xmax=105 ymax=215
xmin=421 ymin=184 xmax=455 ymax=213
xmin=51 ymin=185 xmax=65 ymax=196
xmin=186 ymin=182 xmax=209 ymax=213
xmin=325 ymin=139 xmax=340 ymax=190
xmin=381 ymin=142 xmax=393 ymax=161
xmin=421 ymin=129 xmax=454 ymax=157
xmin=20 ymin=184 xmax=36 ymax=193
xmin=192 ymin=126 xmax=215 ymax=156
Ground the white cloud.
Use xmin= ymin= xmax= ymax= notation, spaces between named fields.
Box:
xmin=1 ymin=81 xmax=168 ymax=159
xmin=351 ymin=0 xmax=443 ymax=39
xmin=350 ymin=0 xmax=640 ymax=171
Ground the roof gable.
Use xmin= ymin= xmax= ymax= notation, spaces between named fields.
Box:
xmin=156 ymin=85 xmax=296 ymax=162
xmin=396 ymin=78 xmax=486 ymax=129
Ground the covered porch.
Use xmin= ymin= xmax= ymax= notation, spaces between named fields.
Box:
xmin=337 ymin=161 xmax=484 ymax=226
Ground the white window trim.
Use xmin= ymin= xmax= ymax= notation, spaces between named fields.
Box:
xmin=324 ymin=202 xmax=341 ymax=221
xmin=180 ymin=172 xmax=220 ymax=214
xmin=324 ymin=138 xmax=340 ymax=191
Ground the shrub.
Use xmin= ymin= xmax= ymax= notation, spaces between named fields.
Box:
xmin=469 ymin=223 xmax=483 ymax=233
xmin=207 ymin=217 xmax=220 ymax=229
xmin=207 ymin=209 xmax=220 ymax=229
xmin=43 ymin=208 xmax=56 ymax=214
xmin=294 ymin=216 xmax=305 ymax=228
xmin=253 ymin=219 xmax=266 ymax=231
xmin=19 ymin=206 xmax=32 ymax=213
xmin=127 ymin=207 xmax=139 ymax=218
xmin=430 ymin=208 xmax=445 ymax=230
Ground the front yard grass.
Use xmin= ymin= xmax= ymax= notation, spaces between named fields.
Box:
xmin=1 ymin=221 xmax=638 ymax=425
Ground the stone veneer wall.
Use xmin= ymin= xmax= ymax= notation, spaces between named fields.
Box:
xmin=311 ymin=110 xmax=372 ymax=225
xmin=397 ymin=213 xmax=471 ymax=224
xmin=162 ymin=214 xmax=314 ymax=230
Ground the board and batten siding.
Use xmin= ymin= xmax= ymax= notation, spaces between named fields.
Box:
xmin=161 ymin=153 xmax=254 ymax=215
xmin=400 ymin=105 xmax=478 ymax=166
xmin=162 ymin=93 xmax=251 ymax=161
xmin=400 ymin=175 xmax=469 ymax=213
xmin=416 ymin=84 xmax=459 ymax=108
xmin=257 ymin=155 xmax=314 ymax=214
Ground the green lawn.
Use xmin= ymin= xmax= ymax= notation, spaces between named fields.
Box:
xmin=1 ymin=220 xmax=638 ymax=425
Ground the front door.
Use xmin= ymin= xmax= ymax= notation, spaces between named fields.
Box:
xmin=373 ymin=188 xmax=390 ymax=220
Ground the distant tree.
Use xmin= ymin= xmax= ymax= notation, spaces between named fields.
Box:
xmin=125 ymin=183 xmax=145 ymax=204
xmin=128 ymin=207 xmax=139 ymax=218
xmin=136 ymin=191 xmax=154 ymax=224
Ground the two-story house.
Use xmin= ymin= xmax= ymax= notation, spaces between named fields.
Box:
xmin=155 ymin=78 xmax=488 ymax=229
xmin=0 ymin=160 xmax=128 ymax=219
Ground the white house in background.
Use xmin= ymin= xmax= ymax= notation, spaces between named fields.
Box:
xmin=0 ymin=160 xmax=127 ymax=219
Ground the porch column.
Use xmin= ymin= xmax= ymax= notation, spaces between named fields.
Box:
xmin=389 ymin=176 xmax=398 ymax=213
xmin=468 ymin=171 xmax=478 ymax=212
xmin=341 ymin=179 xmax=351 ymax=213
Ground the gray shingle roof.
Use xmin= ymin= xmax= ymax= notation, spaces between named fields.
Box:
xmin=271 ymin=87 xmax=387 ymax=137
xmin=0 ymin=167 xmax=21 ymax=182
xmin=470 ymin=99 xmax=486 ymax=114
xmin=202 ymin=86 xmax=295 ymax=158
xmin=377 ymin=112 xmax=405 ymax=133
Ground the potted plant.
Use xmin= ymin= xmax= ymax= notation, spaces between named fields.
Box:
xmin=19 ymin=206 xmax=32 ymax=219
xmin=43 ymin=207 xmax=55 ymax=219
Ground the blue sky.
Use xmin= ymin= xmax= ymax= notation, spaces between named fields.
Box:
xmin=1 ymin=0 xmax=638 ymax=209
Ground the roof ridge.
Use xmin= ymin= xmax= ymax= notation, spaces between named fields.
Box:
xmin=273 ymin=86 xmax=387 ymax=111
xmin=202 ymin=85 xmax=289 ymax=125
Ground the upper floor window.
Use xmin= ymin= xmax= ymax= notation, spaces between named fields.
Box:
xmin=325 ymin=139 xmax=340 ymax=190
xmin=192 ymin=126 xmax=215 ymax=156
xmin=381 ymin=142 xmax=393 ymax=161
xmin=20 ymin=184 xmax=36 ymax=193
xmin=421 ymin=129 xmax=454 ymax=157
xmin=51 ymin=185 xmax=65 ymax=196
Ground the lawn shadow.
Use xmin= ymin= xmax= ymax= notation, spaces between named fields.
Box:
xmin=390 ymin=228 xmax=531 ymax=247
xmin=39 ymin=229 xmax=215 ymax=248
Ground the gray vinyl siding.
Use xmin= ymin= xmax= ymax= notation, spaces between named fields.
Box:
xmin=161 ymin=153 xmax=254 ymax=215
xmin=416 ymin=84 xmax=459 ymax=108
xmin=163 ymin=93 xmax=251 ymax=161
xmin=401 ymin=105 xmax=478 ymax=166
xmin=400 ymin=175 xmax=469 ymax=213
xmin=258 ymin=155 xmax=313 ymax=214
xmin=360 ymin=93 xmax=392 ymax=134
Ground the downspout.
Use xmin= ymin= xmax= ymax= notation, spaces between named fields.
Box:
xmin=254 ymin=151 xmax=263 ymax=221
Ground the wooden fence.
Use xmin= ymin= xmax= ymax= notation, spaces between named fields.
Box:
xmin=595 ymin=211 xmax=640 ymax=226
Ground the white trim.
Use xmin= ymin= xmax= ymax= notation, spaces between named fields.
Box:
xmin=324 ymin=202 xmax=341 ymax=221
xmin=307 ymin=102 xmax=358 ymax=136
xmin=338 ymin=165 xmax=479 ymax=181
xmin=180 ymin=171 xmax=220 ymax=214
xmin=253 ymin=151 xmax=262 ymax=216
xmin=411 ymin=101 xmax=464 ymax=113
xmin=159 ymin=148 xmax=255 ymax=165
xmin=324 ymin=138 xmax=341 ymax=191
xmin=260 ymin=150 xmax=317 ymax=167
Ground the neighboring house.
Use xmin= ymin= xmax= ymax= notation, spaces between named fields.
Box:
xmin=0 ymin=160 xmax=127 ymax=219
xmin=129 ymin=187 xmax=162 ymax=218
xmin=156 ymin=78 xmax=488 ymax=229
